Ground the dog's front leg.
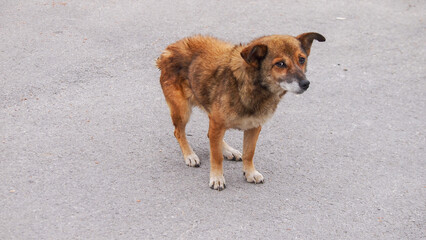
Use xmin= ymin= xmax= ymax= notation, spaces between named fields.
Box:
xmin=243 ymin=126 xmax=264 ymax=184
xmin=208 ymin=117 xmax=226 ymax=191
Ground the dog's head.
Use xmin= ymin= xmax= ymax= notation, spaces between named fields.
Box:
xmin=240 ymin=32 xmax=325 ymax=94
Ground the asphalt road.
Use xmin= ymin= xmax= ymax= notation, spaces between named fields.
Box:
xmin=1 ymin=0 xmax=425 ymax=239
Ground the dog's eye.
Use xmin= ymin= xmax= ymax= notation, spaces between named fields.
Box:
xmin=299 ymin=57 xmax=305 ymax=64
xmin=275 ymin=61 xmax=286 ymax=68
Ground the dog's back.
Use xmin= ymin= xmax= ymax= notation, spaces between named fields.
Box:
xmin=157 ymin=35 xmax=236 ymax=112
xmin=156 ymin=35 xmax=232 ymax=82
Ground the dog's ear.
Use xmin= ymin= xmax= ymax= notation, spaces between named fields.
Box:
xmin=241 ymin=44 xmax=268 ymax=68
xmin=297 ymin=32 xmax=326 ymax=56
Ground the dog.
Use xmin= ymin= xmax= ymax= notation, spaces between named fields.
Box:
xmin=156 ymin=33 xmax=325 ymax=190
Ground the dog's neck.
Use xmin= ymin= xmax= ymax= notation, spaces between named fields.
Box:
xmin=229 ymin=48 xmax=282 ymax=116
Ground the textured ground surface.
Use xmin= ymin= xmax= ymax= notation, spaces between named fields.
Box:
xmin=1 ymin=0 xmax=425 ymax=239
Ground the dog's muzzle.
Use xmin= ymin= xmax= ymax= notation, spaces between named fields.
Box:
xmin=280 ymin=79 xmax=310 ymax=94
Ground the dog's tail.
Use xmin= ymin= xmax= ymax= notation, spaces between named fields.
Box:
xmin=156 ymin=50 xmax=172 ymax=70
xmin=156 ymin=38 xmax=198 ymax=80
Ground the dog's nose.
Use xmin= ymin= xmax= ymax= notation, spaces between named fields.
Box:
xmin=299 ymin=80 xmax=310 ymax=90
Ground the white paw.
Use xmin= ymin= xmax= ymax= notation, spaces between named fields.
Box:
xmin=244 ymin=170 xmax=264 ymax=184
xmin=209 ymin=174 xmax=226 ymax=191
xmin=222 ymin=145 xmax=242 ymax=161
xmin=184 ymin=153 xmax=200 ymax=167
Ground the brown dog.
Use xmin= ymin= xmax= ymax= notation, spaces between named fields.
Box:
xmin=157 ymin=33 xmax=325 ymax=190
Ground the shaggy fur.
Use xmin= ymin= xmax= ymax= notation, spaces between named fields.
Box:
xmin=157 ymin=33 xmax=325 ymax=190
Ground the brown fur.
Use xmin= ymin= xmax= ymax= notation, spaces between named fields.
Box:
xmin=157 ymin=33 xmax=325 ymax=190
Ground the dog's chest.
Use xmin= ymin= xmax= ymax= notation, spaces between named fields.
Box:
xmin=230 ymin=111 xmax=275 ymax=130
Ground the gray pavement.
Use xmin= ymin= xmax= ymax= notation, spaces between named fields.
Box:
xmin=1 ymin=0 xmax=425 ymax=239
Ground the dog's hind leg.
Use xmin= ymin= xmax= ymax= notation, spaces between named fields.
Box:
xmin=222 ymin=140 xmax=242 ymax=161
xmin=161 ymin=77 xmax=200 ymax=167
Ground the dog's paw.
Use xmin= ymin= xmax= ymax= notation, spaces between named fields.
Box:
xmin=209 ymin=174 xmax=226 ymax=191
xmin=184 ymin=153 xmax=200 ymax=167
xmin=222 ymin=145 xmax=242 ymax=161
xmin=244 ymin=170 xmax=264 ymax=184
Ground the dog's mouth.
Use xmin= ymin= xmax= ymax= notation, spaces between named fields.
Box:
xmin=279 ymin=80 xmax=308 ymax=94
